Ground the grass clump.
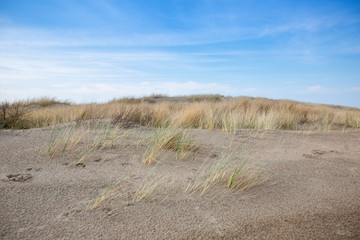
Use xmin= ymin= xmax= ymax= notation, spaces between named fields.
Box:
xmin=108 ymin=97 xmax=142 ymax=104
xmin=77 ymin=121 xmax=125 ymax=163
xmin=142 ymin=125 xmax=198 ymax=164
xmin=187 ymin=94 xmax=224 ymax=102
xmin=142 ymin=94 xmax=169 ymax=103
xmin=47 ymin=124 xmax=86 ymax=158
xmin=111 ymin=103 xmax=155 ymax=127
xmin=46 ymin=120 xmax=126 ymax=163
xmin=186 ymin=148 xmax=264 ymax=195
xmin=0 ymin=101 xmax=29 ymax=129
xmin=22 ymin=97 xmax=70 ymax=108
xmin=0 ymin=98 xmax=70 ymax=129
xmin=90 ymin=165 xmax=168 ymax=209
xmin=90 ymin=178 xmax=128 ymax=210
xmin=133 ymin=165 xmax=169 ymax=202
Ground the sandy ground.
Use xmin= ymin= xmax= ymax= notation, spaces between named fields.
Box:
xmin=1 ymin=125 xmax=359 ymax=239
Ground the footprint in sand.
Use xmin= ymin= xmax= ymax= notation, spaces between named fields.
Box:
xmin=5 ymin=173 xmax=32 ymax=182
xmin=303 ymin=149 xmax=326 ymax=158
xmin=312 ymin=149 xmax=325 ymax=155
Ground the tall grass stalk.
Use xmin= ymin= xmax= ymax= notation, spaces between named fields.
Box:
xmin=90 ymin=165 xmax=169 ymax=209
xmin=133 ymin=164 xmax=169 ymax=202
xmin=90 ymin=178 xmax=128 ymax=210
xmin=46 ymin=120 xmax=126 ymax=162
xmin=142 ymin=125 xmax=197 ymax=164
xmin=186 ymin=148 xmax=264 ymax=195
xmin=47 ymin=124 xmax=86 ymax=158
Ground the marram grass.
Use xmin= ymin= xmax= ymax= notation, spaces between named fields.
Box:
xmin=2 ymin=95 xmax=360 ymax=131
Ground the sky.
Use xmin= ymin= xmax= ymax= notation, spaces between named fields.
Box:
xmin=0 ymin=0 xmax=360 ymax=107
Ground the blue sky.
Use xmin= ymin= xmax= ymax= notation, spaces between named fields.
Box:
xmin=1 ymin=0 xmax=360 ymax=107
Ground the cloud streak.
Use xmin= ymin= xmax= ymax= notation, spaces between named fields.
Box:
xmin=1 ymin=81 xmax=235 ymax=103
xmin=351 ymin=87 xmax=360 ymax=92
xmin=306 ymin=85 xmax=334 ymax=94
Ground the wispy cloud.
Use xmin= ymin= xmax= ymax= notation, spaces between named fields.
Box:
xmin=1 ymin=11 xmax=357 ymax=48
xmin=1 ymin=81 xmax=235 ymax=102
xmin=68 ymin=82 xmax=233 ymax=95
xmin=307 ymin=85 xmax=323 ymax=92
xmin=306 ymin=85 xmax=334 ymax=94
xmin=1 ymin=44 xmax=307 ymax=89
xmin=0 ymin=27 xmax=249 ymax=47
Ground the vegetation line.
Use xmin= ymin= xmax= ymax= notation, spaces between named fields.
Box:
xmin=1 ymin=95 xmax=359 ymax=130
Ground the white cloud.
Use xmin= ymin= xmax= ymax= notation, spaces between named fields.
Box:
xmin=1 ymin=80 xmax=276 ymax=103
xmin=351 ymin=87 xmax=360 ymax=92
xmin=65 ymin=81 xmax=234 ymax=96
xmin=1 ymin=81 xmax=236 ymax=103
xmin=306 ymin=85 xmax=336 ymax=94
xmin=306 ymin=85 xmax=323 ymax=92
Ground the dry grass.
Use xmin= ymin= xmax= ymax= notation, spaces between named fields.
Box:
xmin=133 ymin=164 xmax=169 ymax=202
xmin=0 ymin=98 xmax=70 ymax=129
xmin=90 ymin=164 xmax=169 ymax=209
xmin=142 ymin=124 xmax=198 ymax=164
xmin=186 ymin=147 xmax=265 ymax=195
xmin=186 ymin=94 xmax=224 ymax=102
xmin=2 ymin=95 xmax=360 ymax=131
xmin=108 ymin=97 xmax=142 ymax=104
xmin=90 ymin=178 xmax=128 ymax=210
xmin=21 ymin=97 xmax=71 ymax=108
xmin=47 ymin=124 xmax=86 ymax=158
xmin=0 ymin=101 xmax=28 ymax=129
xmin=46 ymin=120 xmax=126 ymax=163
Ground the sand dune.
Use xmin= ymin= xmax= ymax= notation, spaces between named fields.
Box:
xmin=1 ymin=126 xmax=359 ymax=239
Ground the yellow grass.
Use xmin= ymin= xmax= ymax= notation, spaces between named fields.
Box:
xmin=90 ymin=178 xmax=127 ymax=210
xmin=186 ymin=147 xmax=265 ymax=195
xmin=1 ymin=95 xmax=360 ymax=130
xmin=90 ymin=165 xmax=169 ymax=209
xmin=142 ymin=124 xmax=198 ymax=164
xmin=133 ymin=165 xmax=169 ymax=202
xmin=46 ymin=120 xmax=126 ymax=163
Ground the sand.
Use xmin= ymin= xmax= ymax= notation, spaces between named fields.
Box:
xmin=1 ymin=126 xmax=359 ymax=239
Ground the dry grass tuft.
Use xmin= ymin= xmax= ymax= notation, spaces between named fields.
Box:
xmin=21 ymin=97 xmax=71 ymax=108
xmin=108 ymin=97 xmax=142 ymax=104
xmin=90 ymin=178 xmax=127 ymax=210
xmin=186 ymin=94 xmax=224 ymax=102
xmin=46 ymin=120 xmax=126 ymax=163
xmin=186 ymin=148 xmax=264 ymax=195
xmin=0 ymin=101 xmax=29 ymax=129
xmin=90 ymin=164 xmax=169 ymax=209
xmin=133 ymin=165 xmax=169 ymax=202
xmin=142 ymin=125 xmax=198 ymax=164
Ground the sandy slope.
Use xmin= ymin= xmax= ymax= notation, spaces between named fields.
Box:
xmin=1 ymin=126 xmax=359 ymax=239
